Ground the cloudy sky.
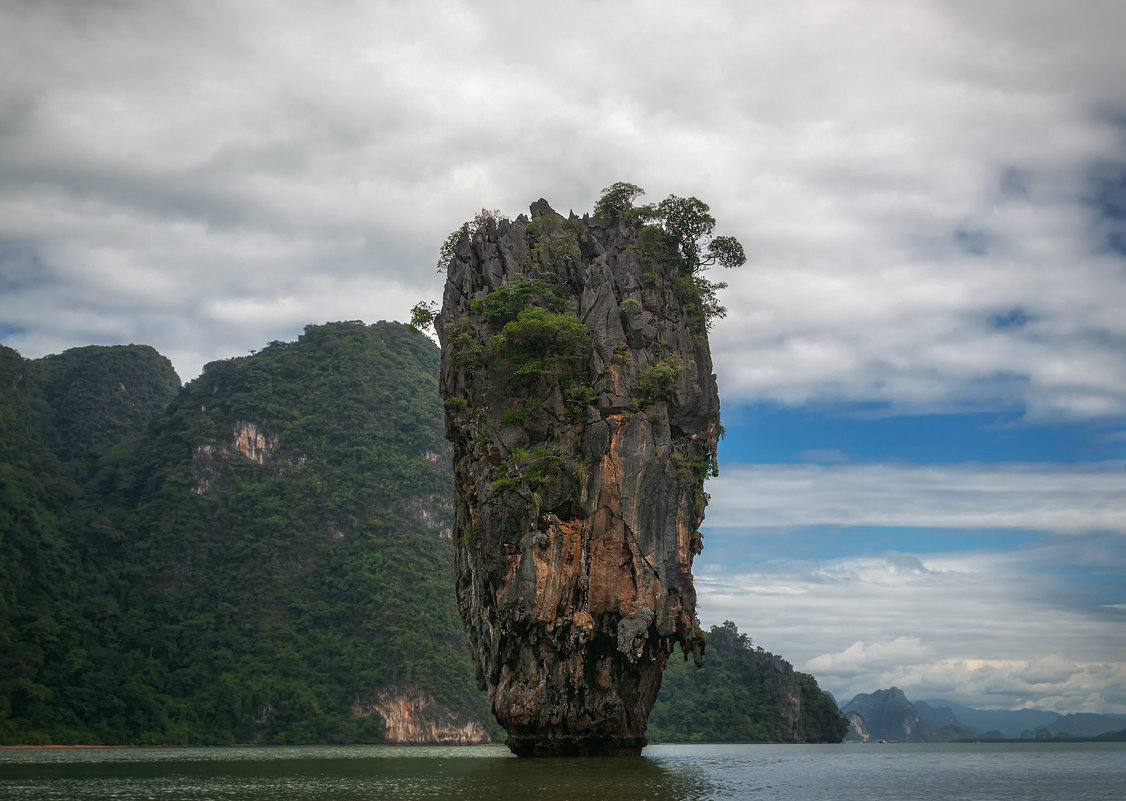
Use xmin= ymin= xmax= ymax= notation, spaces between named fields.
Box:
xmin=2 ymin=1 xmax=1123 ymax=715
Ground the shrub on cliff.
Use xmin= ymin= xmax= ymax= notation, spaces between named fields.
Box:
xmin=486 ymin=306 xmax=590 ymax=390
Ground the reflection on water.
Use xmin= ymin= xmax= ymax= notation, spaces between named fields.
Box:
xmin=0 ymin=745 xmax=714 ymax=801
xmin=2 ymin=742 xmax=1124 ymax=801
xmin=458 ymin=753 xmax=713 ymax=801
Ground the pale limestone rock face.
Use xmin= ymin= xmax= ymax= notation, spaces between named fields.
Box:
xmin=848 ymin=712 xmax=872 ymax=743
xmin=438 ymin=200 xmax=719 ymax=756
xmin=191 ymin=420 xmax=279 ymax=493
xmin=354 ymin=684 xmax=492 ymax=745
xmin=231 ymin=420 xmax=278 ymax=463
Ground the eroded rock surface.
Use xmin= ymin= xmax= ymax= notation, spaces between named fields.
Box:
xmin=355 ymin=684 xmax=493 ymax=744
xmin=438 ymin=199 xmax=721 ymax=756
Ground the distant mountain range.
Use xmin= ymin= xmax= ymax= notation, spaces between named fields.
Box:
xmin=841 ymin=688 xmax=1126 ymax=742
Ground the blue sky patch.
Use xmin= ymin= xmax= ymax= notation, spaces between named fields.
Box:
xmin=990 ymin=308 xmax=1031 ymax=329
xmin=698 ymin=524 xmax=1042 ymax=564
xmin=1084 ymin=158 xmax=1126 ymax=255
xmin=0 ymin=323 xmax=24 ymax=341
xmin=718 ymin=402 xmax=1125 ymax=464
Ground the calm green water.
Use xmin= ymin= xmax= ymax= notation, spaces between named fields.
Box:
xmin=1 ymin=742 xmax=1123 ymax=800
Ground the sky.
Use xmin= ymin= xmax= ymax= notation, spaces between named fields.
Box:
xmin=1 ymin=0 xmax=1123 ymax=715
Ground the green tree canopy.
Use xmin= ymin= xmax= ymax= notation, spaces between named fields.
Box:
xmin=648 ymin=621 xmax=848 ymax=744
xmin=593 ymin=182 xmax=747 ymax=274
xmin=593 ymin=181 xmax=646 ymax=221
xmin=0 ymin=325 xmax=496 ymax=746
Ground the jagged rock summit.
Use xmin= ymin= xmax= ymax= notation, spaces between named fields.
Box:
xmin=438 ymin=197 xmax=723 ymax=755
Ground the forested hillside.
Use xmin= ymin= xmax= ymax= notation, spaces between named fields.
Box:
xmin=648 ymin=622 xmax=847 ymax=743
xmin=2 ymin=323 xmax=842 ymax=746
xmin=1 ymin=343 xmax=183 ymax=744
xmin=0 ymin=323 xmax=492 ymax=744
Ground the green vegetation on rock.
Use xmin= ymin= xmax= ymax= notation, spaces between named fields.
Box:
xmin=486 ymin=305 xmax=590 ymax=390
xmin=633 ymin=354 xmax=688 ymax=407
xmin=596 ymin=182 xmax=745 ymax=334
xmin=0 ymin=343 xmax=182 ymax=745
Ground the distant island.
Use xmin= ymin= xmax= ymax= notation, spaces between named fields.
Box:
xmin=840 ymin=687 xmax=1126 ymax=743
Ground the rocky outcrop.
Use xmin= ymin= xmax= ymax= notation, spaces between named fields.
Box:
xmin=846 ymin=711 xmax=872 ymax=742
xmin=438 ymin=200 xmax=721 ymax=755
xmin=231 ymin=420 xmax=278 ymax=463
xmin=191 ymin=420 xmax=279 ymax=493
xmin=354 ymin=684 xmax=492 ymax=744
xmin=842 ymin=687 xmax=950 ymax=742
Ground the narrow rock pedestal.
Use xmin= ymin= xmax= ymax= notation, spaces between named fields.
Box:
xmin=438 ymin=199 xmax=720 ymax=756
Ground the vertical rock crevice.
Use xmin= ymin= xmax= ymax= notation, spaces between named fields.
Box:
xmin=438 ymin=199 xmax=720 ymax=756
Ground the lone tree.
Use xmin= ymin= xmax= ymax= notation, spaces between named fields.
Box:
xmin=656 ymin=195 xmax=746 ymax=273
xmin=592 ymin=181 xmax=646 ymax=222
xmin=594 ymin=183 xmax=746 ymax=275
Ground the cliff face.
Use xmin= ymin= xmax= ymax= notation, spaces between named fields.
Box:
xmin=355 ymin=684 xmax=492 ymax=744
xmin=438 ymin=200 xmax=720 ymax=755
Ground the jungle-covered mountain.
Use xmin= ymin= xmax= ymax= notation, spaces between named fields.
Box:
xmin=648 ymin=621 xmax=847 ymax=743
xmin=2 ymin=322 xmax=844 ymax=746
xmin=0 ymin=322 xmax=493 ymax=745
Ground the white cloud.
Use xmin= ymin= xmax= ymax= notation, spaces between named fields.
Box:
xmin=695 ymin=542 xmax=1126 ymax=713
xmin=835 ymin=653 xmax=1126 ymax=715
xmin=805 ymin=637 xmax=937 ymax=678
xmin=0 ymin=0 xmax=1121 ymax=415
xmin=796 ymin=448 xmax=851 ymax=465
xmin=697 ymin=460 xmax=1125 ymax=710
xmin=705 ymin=461 xmax=1126 ymax=534
xmin=1020 ymin=654 xmax=1083 ymax=685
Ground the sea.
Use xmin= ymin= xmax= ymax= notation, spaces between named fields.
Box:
xmin=1 ymin=742 xmax=1123 ymax=800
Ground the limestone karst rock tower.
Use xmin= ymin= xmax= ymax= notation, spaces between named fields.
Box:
xmin=437 ymin=192 xmax=730 ymax=756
